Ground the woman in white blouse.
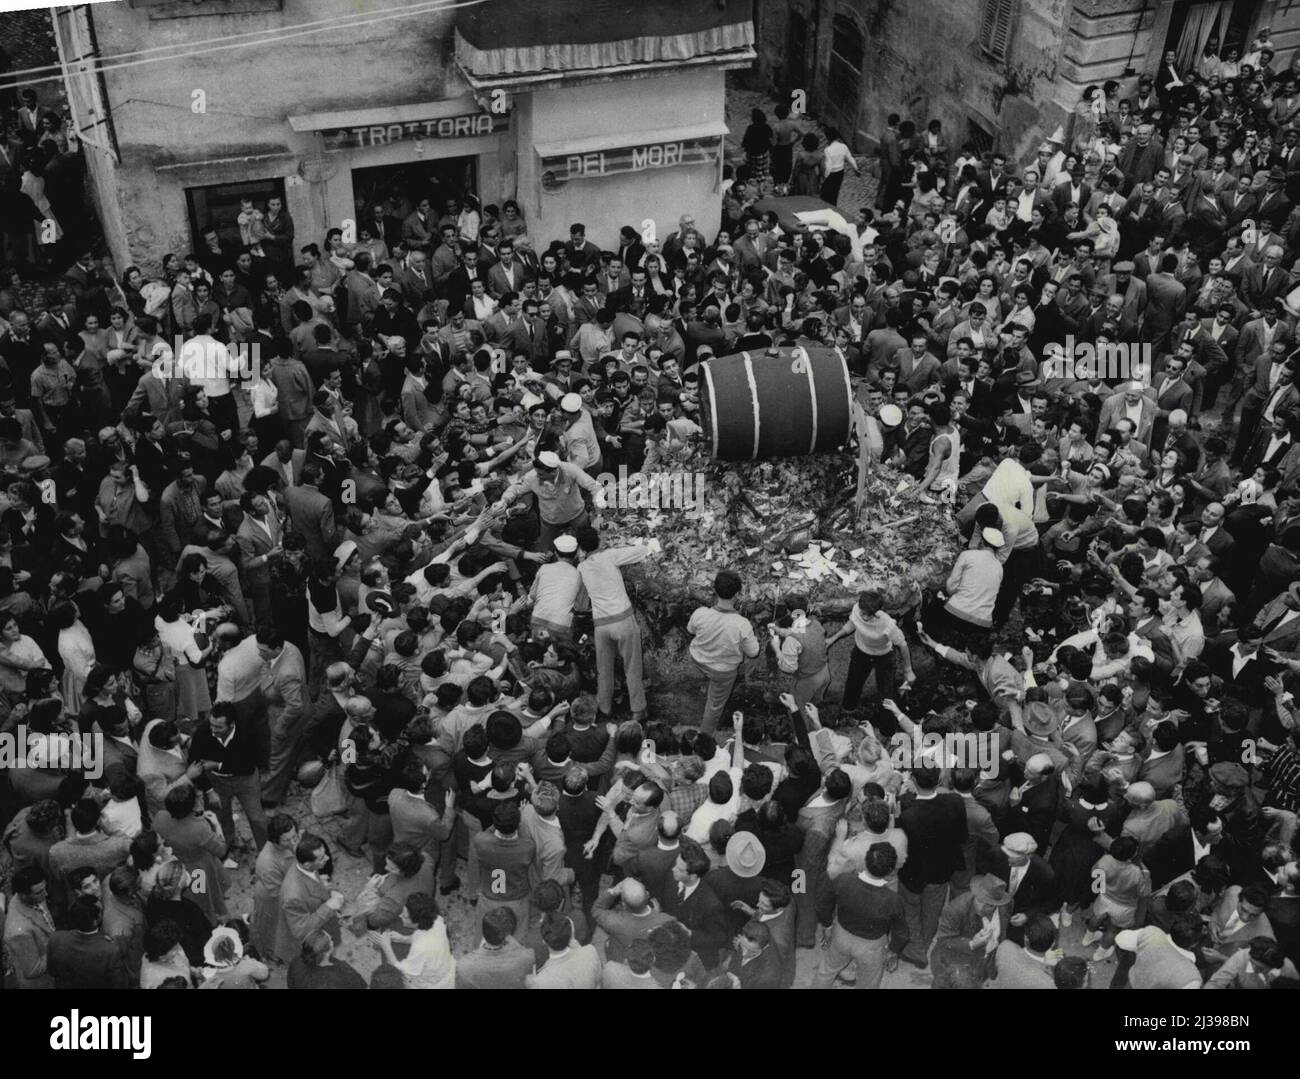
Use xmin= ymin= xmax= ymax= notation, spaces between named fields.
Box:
xmin=0 ymin=610 xmax=51 ymax=709
xmin=367 ymin=892 xmax=455 ymax=988
xmin=154 ymin=593 xmax=215 ymax=725
xmin=50 ymin=600 xmax=96 ymax=713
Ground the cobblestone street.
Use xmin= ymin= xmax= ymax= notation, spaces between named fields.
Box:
xmin=725 ymin=80 xmax=878 ymax=212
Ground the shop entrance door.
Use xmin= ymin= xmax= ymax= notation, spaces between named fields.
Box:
xmin=351 ymin=156 xmax=478 ymax=229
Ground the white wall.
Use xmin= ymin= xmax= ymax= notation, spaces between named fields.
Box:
xmin=517 ymin=68 xmax=726 ymax=252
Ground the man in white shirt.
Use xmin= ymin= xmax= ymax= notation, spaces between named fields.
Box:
xmin=179 ymin=312 xmax=240 ymax=439
xmin=559 ymin=392 xmax=602 ymax=474
xmin=820 ymin=128 xmax=861 ymax=206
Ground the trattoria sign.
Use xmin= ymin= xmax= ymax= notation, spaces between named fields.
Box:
xmin=321 ymin=112 xmax=509 ymax=149
xmin=539 ymin=135 xmax=721 ymax=189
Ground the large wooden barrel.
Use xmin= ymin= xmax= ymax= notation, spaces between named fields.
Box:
xmin=699 ymin=345 xmax=853 ymax=460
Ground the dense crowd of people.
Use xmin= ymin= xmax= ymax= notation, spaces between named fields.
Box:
xmin=2 ymin=26 xmax=1300 ymax=990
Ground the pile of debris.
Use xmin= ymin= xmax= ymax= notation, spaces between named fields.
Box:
xmin=600 ymin=441 xmax=963 ymax=638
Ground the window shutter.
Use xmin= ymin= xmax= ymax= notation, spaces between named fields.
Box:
xmin=979 ymin=0 xmax=1015 ymax=62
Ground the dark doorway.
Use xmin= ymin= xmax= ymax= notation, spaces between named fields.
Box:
xmin=827 ymin=13 xmax=865 ymax=142
xmin=786 ymin=13 xmax=808 ymax=92
xmin=351 ymin=156 xmax=478 ymax=224
xmin=186 ymin=177 xmax=286 ymax=255
xmin=1164 ymin=0 xmax=1259 ymax=69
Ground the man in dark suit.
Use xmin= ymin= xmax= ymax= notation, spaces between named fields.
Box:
xmin=443 ymin=249 xmax=491 ymax=315
xmin=394 ymin=249 xmax=435 ymax=310
xmin=1149 ymin=353 xmax=1195 ymax=434
xmin=485 ymin=239 xmax=533 ymax=299
xmin=977 ymin=832 xmax=1057 ymax=945
xmin=1143 ymin=253 xmax=1187 ymax=352
xmin=1238 ymin=370 xmax=1300 ymax=470
xmin=665 ymin=838 xmax=730 ymax=969
xmin=1203 ymin=625 xmax=1275 ymax=711
xmin=1242 ymin=243 xmax=1293 ymax=309
xmin=896 ymin=765 xmax=966 ymax=967
xmin=975 ymin=153 xmax=1011 ymax=199
xmin=608 ymin=267 xmax=655 ymax=321
xmin=46 ymin=896 xmax=130 ymax=989
xmin=1256 ymin=168 xmax=1294 ymax=224
xmin=1221 ymin=175 xmax=1258 ymax=227
xmin=1144 ymin=805 xmax=1229 ymax=891
xmin=726 ymin=920 xmax=784 ymax=988
xmin=564 ymin=223 xmax=601 ymax=276
xmin=483 ymin=293 xmax=532 ymax=357
xmin=282 ymin=461 xmax=340 ymax=565
xmin=96 ymin=708 xmax=139 ymax=788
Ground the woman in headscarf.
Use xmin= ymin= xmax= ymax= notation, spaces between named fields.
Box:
xmin=198 ymin=924 xmax=270 ymax=988
xmin=142 ymin=855 xmax=213 ymax=965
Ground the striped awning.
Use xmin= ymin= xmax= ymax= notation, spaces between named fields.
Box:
xmin=455 ymin=0 xmax=755 ymax=82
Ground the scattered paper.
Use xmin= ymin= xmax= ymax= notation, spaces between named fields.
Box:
xmin=850 ymin=548 xmax=865 ymax=558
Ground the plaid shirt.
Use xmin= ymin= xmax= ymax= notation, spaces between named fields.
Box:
xmin=666 ymin=780 xmax=708 ymax=821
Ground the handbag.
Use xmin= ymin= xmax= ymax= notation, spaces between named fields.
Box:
xmin=310 ymin=764 xmax=348 ymax=818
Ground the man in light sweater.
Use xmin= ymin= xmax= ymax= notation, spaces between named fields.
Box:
xmin=687 ymin=570 xmax=761 ymax=733
xmin=575 ymin=525 xmax=651 ymax=721
xmin=455 ymin=907 xmax=535 ymax=988
xmin=495 ymin=450 xmax=608 ymax=552
xmin=525 ymin=910 xmax=601 ymax=988
xmin=827 ymin=588 xmax=916 ymax=708
xmin=936 ymin=525 xmax=1005 ymax=646
xmin=1115 ymin=914 xmax=1204 ymax=988
xmin=529 ymin=534 xmax=582 ymax=642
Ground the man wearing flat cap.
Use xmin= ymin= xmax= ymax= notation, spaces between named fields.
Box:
xmin=929 ymin=873 xmax=1011 ymax=988
xmin=978 ymin=831 xmax=1057 ymax=944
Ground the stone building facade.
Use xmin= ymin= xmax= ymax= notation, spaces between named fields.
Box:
xmin=754 ymin=0 xmax=1300 ymax=162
